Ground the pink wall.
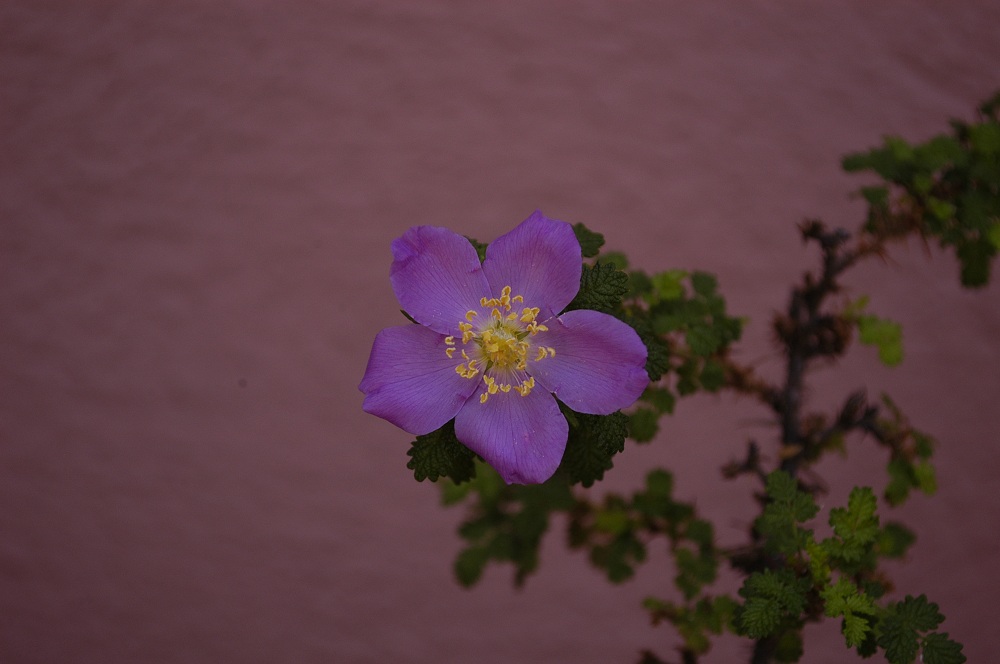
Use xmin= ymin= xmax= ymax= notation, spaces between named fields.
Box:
xmin=2 ymin=2 xmax=998 ymax=662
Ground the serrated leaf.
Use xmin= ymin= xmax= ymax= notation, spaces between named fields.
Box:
xmin=572 ymin=222 xmax=605 ymax=258
xmin=567 ymin=262 xmax=630 ymax=313
xmin=878 ymin=595 xmax=945 ymax=663
xmin=736 ymin=570 xmax=809 ymax=639
xmin=406 ymin=421 xmax=476 ymax=483
xmin=558 ymin=410 xmax=628 ymax=486
xmin=757 ymin=471 xmax=819 ymax=554
xmin=921 ymin=632 xmax=966 ymax=664
xmin=822 ymin=577 xmax=876 ymax=648
xmin=829 ymin=487 xmax=880 ymax=550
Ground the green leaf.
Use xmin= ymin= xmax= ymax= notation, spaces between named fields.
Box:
xmin=641 ymin=386 xmax=676 ymax=414
xmin=406 ymin=421 xmax=476 ymax=483
xmin=735 ymin=569 xmax=809 ymax=639
xmin=454 ymin=545 xmax=489 ymax=586
xmin=921 ymin=632 xmax=966 ymax=664
xmin=675 ymin=545 xmax=717 ymax=600
xmin=969 ymin=122 xmax=1000 ymax=154
xmin=827 ymin=487 xmax=880 ymax=562
xmin=566 ymin=262 xmax=630 ymax=313
xmin=628 ymin=407 xmax=660 ymax=443
xmin=875 ymin=522 xmax=917 ymax=559
xmin=699 ymin=358 xmax=726 ymax=391
xmin=756 ymin=471 xmax=819 ymax=555
xmin=649 ymin=269 xmax=688 ymax=302
xmin=589 ymin=532 xmax=646 ymax=583
xmin=558 ymin=410 xmax=628 ymax=486
xmin=690 ymin=271 xmax=718 ymax=298
xmin=988 ymin=222 xmax=1000 ymax=251
xmin=858 ymin=315 xmax=904 ymax=366
xmin=629 ymin=315 xmax=671 ymax=382
xmin=822 ymin=577 xmax=877 ymax=648
xmin=774 ymin=629 xmax=804 ymax=663
xmin=956 ymin=237 xmax=994 ymax=287
xmin=465 ymin=236 xmax=488 ymax=263
xmin=878 ymin=595 xmax=945 ymax=664
xmin=572 ymin=222 xmax=606 ymax=258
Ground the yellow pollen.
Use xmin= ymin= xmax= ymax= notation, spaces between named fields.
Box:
xmin=449 ymin=284 xmax=553 ymax=404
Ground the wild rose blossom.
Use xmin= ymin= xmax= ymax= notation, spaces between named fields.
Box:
xmin=360 ymin=211 xmax=649 ymax=484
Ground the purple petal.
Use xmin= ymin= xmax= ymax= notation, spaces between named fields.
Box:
xmin=360 ymin=324 xmax=480 ymax=434
xmin=529 ymin=309 xmax=648 ymax=414
xmin=390 ymin=226 xmax=491 ymax=335
xmin=454 ymin=385 xmax=568 ymax=485
xmin=482 ymin=211 xmax=581 ymax=320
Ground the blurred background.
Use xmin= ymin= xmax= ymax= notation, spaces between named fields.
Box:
xmin=2 ymin=2 xmax=998 ymax=662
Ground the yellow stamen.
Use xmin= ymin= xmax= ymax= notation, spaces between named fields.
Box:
xmin=449 ymin=284 xmax=552 ymax=404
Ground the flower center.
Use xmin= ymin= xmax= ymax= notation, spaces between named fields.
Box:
xmin=445 ymin=285 xmax=556 ymax=404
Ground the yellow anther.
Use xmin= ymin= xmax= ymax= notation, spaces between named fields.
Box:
xmin=547 ymin=347 xmax=556 ymax=358
xmin=468 ymin=359 xmax=478 ymax=370
xmin=536 ymin=347 xmax=547 ymax=361
xmin=466 ymin=310 xmax=478 ymax=321
xmin=480 ymin=393 xmax=488 ymax=404
xmin=499 ymin=286 xmax=512 ymax=309
xmin=461 ymin=349 xmax=469 ymax=360
xmin=506 ymin=312 xmax=518 ymax=321
xmin=513 ymin=295 xmax=524 ymax=304
xmin=444 ymin=336 xmax=455 ymax=345
xmin=455 ymin=364 xmax=467 ymax=376
xmin=480 ymin=296 xmax=490 ymax=307
xmin=500 ymin=383 xmax=511 ymax=393
xmin=446 ymin=348 xmax=456 ymax=358
xmin=491 ymin=308 xmax=502 ymax=320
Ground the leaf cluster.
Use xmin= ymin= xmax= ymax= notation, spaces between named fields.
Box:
xmin=441 ymin=462 xmax=575 ymax=587
xmin=844 ymin=91 xmax=1000 ymax=287
xmin=732 ymin=471 xmax=962 ymax=662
